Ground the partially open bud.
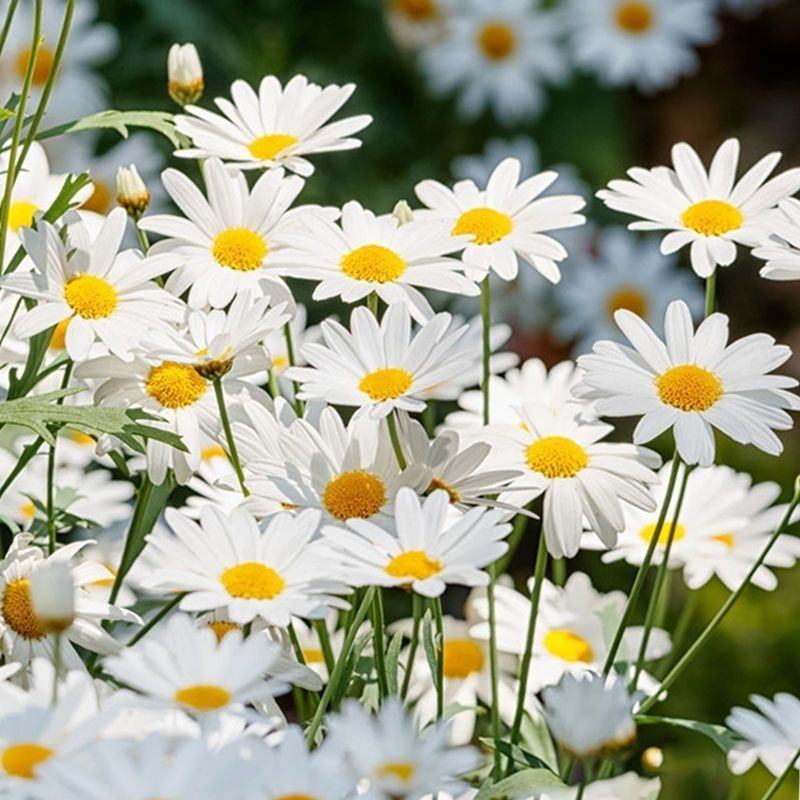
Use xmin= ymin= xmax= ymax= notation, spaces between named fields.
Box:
xmin=116 ymin=165 xmax=150 ymax=219
xmin=392 ymin=200 xmax=414 ymax=225
xmin=29 ymin=561 xmax=75 ymax=635
xmin=168 ymin=43 xmax=204 ymax=106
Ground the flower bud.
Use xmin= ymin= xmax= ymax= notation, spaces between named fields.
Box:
xmin=116 ymin=165 xmax=150 ymax=219
xmin=392 ymin=200 xmax=414 ymax=225
xmin=641 ymin=746 xmax=664 ymax=772
xmin=168 ymin=43 xmax=204 ymax=106
xmin=29 ymin=561 xmax=75 ymax=635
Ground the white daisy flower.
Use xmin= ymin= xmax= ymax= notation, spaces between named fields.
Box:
xmin=419 ymin=0 xmax=568 ymax=124
xmin=597 ymin=138 xmax=800 ymax=277
xmin=286 ymin=304 xmax=473 ymax=419
xmin=543 ymin=672 xmax=637 ymax=758
xmin=727 ymin=693 xmax=800 ymax=778
xmin=385 ymin=0 xmax=448 ymax=49
xmin=490 ymin=404 xmax=660 ymax=559
xmin=562 ymin=0 xmax=719 ymax=93
xmin=325 ymin=698 xmax=480 ymax=800
xmin=180 ymin=441 xmax=246 ymax=520
xmin=280 ymin=199 xmax=479 ymax=322
xmin=470 ymin=572 xmax=671 ymax=692
xmin=139 ymin=157 xmax=306 ymax=309
xmin=1 ymin=211 xmax=182 ymax=361
xmin=554 ymin=227 xmax=704 ymax=354
xmin=584 ymin=461 xmax=800 ymax=592
xmin=575 ymin=299 xmax=800 ymax=466
xmin=264 ymin=303 xmax=322 ymax=389
xmin=0 ymin=534 xmax=138 ymax=667
xmin=174 ymin=74 xmax=372 ymax=175
xmin=415 ymin=157 xmax=586 ymax=282
xmin=143 ymin=506 xmax=348 ymax=627
xmin=322 ymin=487 xmax=511 ymax=597
xmin=266 ymin=613 xmax=344 ymax=684
xmin=541 ymin=773 xmax=661 ymax=800
xmin=752 ymin=198 xmax=800 ymax=281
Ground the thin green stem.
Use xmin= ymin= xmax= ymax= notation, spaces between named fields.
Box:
xmin=657 ymin=589 xmax=698 ymax=678
xmin=486 ymin=572 xmax=502 ymax=780
xmin=46 ymin=361 xmax=73 ymax=554
xmin=386 ymin=411 xmax=408 ymax=470
xmin=552 ymin=557 xmax=566 ymax=587
xmin=494 ymin=510 xmax=528 ymax=575
xmin=759 ymin=747 xmax=800 ymax=800
xmin=372 ymin=589 xmax=389 ymax=703
xmin=0 ymin=0 xmax=20 ymax=57
xmin=705 ymin=271 xmax=717 ymax=317
xmin=423 ymin=402 xmax=435 ymax=437
xmin=480 ymin=277 xmax=491 ymax=425
xmin=267 ymin=370 xmax=280 ymax=399
xmin=313 ymin=619 xmax=336 ymax=678
xmin=367 ymin=292 xmax=378 ymax=316
xmin=213 ymin=377 xmax=248 ymax=497
xmin=603 ymin=452 xmax=681 ymax=675
xmin=134 ymin=223 xmax=150 ymax=255
xmin=433 ymin=596 xmax=444 ymax=720
xmin=0 ymin=297 xmax=22 ymax=351
xmin=283 ymin=323 xmax=303 ymax=416
xmin=640 ymin=477 xmax=800 ymax=713
xmin=401 ymin=593 xmax=422 ymax=699
xmin=127 ymin=593 xmax=184 ymax=647
xmin=288 ymin=621 xmax=308 ymax=665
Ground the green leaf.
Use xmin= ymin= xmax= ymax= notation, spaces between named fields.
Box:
xmin=636 ymin=714 xmax=739 ymax=753
xmin=385 ymin=631 xmax=404 ymax=696
xmin=479 ymin=738 xmax=554 ymax=774
xmin=0 ymin=388 xmax=186 ymax=453
xmin=39 ymin=110 xmax=179 ymax=147
xmin=519 ymin=711 xmax=560 ymax=772
xmin=0 ymin=107 xmax=15 ymax=122
xmin=422 ymin=608 xmax=438 ymax=684
xmin=473 ymin=768 xmax=567 ymax=800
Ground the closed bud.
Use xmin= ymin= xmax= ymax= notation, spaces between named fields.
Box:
xmin=392 ymin=200 xmax=414 ymax=225
xmin=168 ymin=43 xmax=203 ymax=106
xmin=29 ymin=561 xmax=75 ymax=635
xmin=116 ymin=165 xmax=150 ymax=219
xmin=641 ymin=746 xmax=664 ymax=772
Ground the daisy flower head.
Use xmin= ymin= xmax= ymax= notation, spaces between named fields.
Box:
xmin=554 ymin=227 xmax=704 ymax=354
xmin=597 ymin=138 xmax=800 ymax=277
xmin=543 ymin=672 xmax=637 ymax=759
xmin=263 ymin=303 xmax=322 ymax=391
xmin=143 ymin=505 xmax=348 ymax=627
xmin=419 ymin=0 xmax=568 ymax=124
xmin=385 ymin=0 xmax=448 ymax=50
xmin=325 ymin=698 xmax=480 ymax=800
xmin=139 ymin=157 xmax=305 ymax=309
xmin=752 ymin=198 xmax=800 ymax=281
xmin=562 ymin=0 xmax=719 ymax=93
xmin=174 ymin=74 xmax=372 ymax=175
xmin=491 ymin=404 xmax=660 ymax=559
xmin=286 ymin=303 xmax=473 ymax=419
xmin=415 ymin=157 xmax=586 ymax=283
xmin=0 ymin=210 xmax=182 ymax=362
xmin=575 ymin=299 xmax=800 ymax=466
xmin=323 ymin=487 xmax=511 ymax=597
xmin=280 ymin=199 xmax=479 ymax=323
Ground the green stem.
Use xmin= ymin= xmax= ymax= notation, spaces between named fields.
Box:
xmin=480 ymin=277 xmax=491 ymax=425
xmin=486 ymin=571 xmax=502 ymax=780
xmin=603 ymin=453 xmax=681 ymax=675
xmin=759 ymin=747 xmax=800 ymax=800
xmin=283 ymin=323 xmax=303 ymax=416
xmin=127 ymin=593 xmax=184 ymax=647
xmin=372 ymin=589 xmax=389 ymax=702
xmin=46 ymin=361 xmax=73 ymax=554
xmin=288 ymin=621 xmax=308 ymax=665
xmin=657 ymin=589 xmax=698 ymax=678
xmin=134 ymin=223 xmax=150 ymax=255
xmin=367 ymin=292 xmax=378 ymax=316
xmin=386 ymin=411 xmax=408 ymax=470
xmin=640 ymin=477 xmax=800 ymax=713
xmin=267 ymin=370 xmax=280 ymax=399
xmin=423 ymin=401 xmax=435 ymax=437
xmin=0 ymin=297 xmax=22 ymax=351
xmin=552 ymin=557 xmax=566 ymax=587
xmin=433 ymin=596 xmax=444 ymax=720
xmin=213 ymin=377 xmax=248 ymax=497
xmin=401 ymin=593 xmax=422 ymax=699
xmin=0 ymin=0 xmax=20 ymax=57
xmin=313 ymin=619 xmax=336 ymax=678
xmin=494 ymin=510 xmax=528 ymax=575
xmin=705 ymin=270 xmax=717 ymax=317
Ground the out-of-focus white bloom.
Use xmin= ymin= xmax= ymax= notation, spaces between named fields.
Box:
xmin=753 ymin=198 xmax=800 ymax=281
xmin=385 ymin=0 xmax=448 ymax=49
xmin=168 ymin=42 xmax=204 ymax=105
xmin=29 ymin=561 xmax=75 ymax=635
xmin=115 ymin=164 xmax=150 ymax=219
xmin=541 ymin=773 xmax=661 ymax=799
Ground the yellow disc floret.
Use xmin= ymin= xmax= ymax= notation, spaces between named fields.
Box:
xmin=393 ymin=0 xmax=437 ymax=20
xmin=341 ymin=244 xmax=406 ymax=283
xmin=207 ymin=620 xmax=241 ymax=643
xmin=82 ymin=180 xmax=112 ymax=214
xmin=680 ymin=199 xmax=744 ymax=237
xmin=323 ymin=470 xmax=387 ymax=521
xmin=614 ymin=2 xmax=654 ymax=34
xmin=543 ymin=629 xmax=595 ymax=663
xmin=639 ymin=521 xmax=687 ymax=546
xmin=385 ymin=550 xmax=443 ymax=580
xmin=220 ymin=562 xmax=285 ymax=600
xmin=145 ymin=361 xmax=207 ymax=409
xmin=452 ymin=207 xmax=513 ymax=245
xmin=248 ymin=134 xmax=299 ymax=161
xmin=1 ymin=743 xmax=53 ymax=779
xmin=477 ymin=22 xmax=516 ymax=60
xmin=211 ymin=227 xmax=268 ymax=272
xmin=7 ymin=200 xmax=37 ymax=233
xmin=442 ymin=639 xmax=485 ymax=678
xmin=359 ymin=368 xmax=413 ymax=401
xmin=607 ymin=287 xmax=648 ymax=319
xmin=2 ymin=578 xmax=44 ymax=640
xmin=64 ymin=274 xmax=119 ymax=319
xmin=15 ymin=44 xmax=55 ymax=84
xmin=377 ymin=762 xmax=415 ymax=782
xmin=173 ymin=684 xmax=232 ymax=711
xmin=525 ymin=436 xmax=589 ymax=479
xmin=655 ymin=364 xmax=722 ymax=412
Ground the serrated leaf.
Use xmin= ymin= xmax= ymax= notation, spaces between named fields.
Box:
xmin=636 ymin=714 xmax=739 ymax=753
xmin=519 ymin=711 xmax=559 ymax=772
xmin=40 ymin=110 xmax=179 ymax=147
xmin=473 ymin=768 xmax=567 ymax=800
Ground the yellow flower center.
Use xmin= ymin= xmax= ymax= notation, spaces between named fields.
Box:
xmin=7 ymin=200 xmax=38 ymax=233
xmin=63 ymin=274 xmax=119 ymax=319
xmin=714 ymin=532 xmax=735 ymax=548
xmin=655 ymin=364 xmax=722 ymax=412
xmin=341 ymin=244 xmax=406 ymax=283
xmin=1 ymin=743 xmax=54 ymax=779
xmin=82 ymin=179 xmax=112 ymax=214
xmin=145 ymin=361 xmax=207 ymax=409
xmin=247 ymin=133 xmax=299 ymax=161
xmin=639 ymin=521 xmax=687 ymax=546
xmin=377 ymin=762 xmax=415 ymax=782
xmin=19 ymin=501 xmax=36 ymax=520
xmin=173 ymin=683 xmax=232 ymax=711
xmin=614 ymin=2 xmax=654 ymax=34
xmin=201 ymin=444 xmax=228 ymax=461
xmin=322 ymin=470 xmax=387 ymax=521
xmin=525 ymin=436 xmax=589 ymax=479
xmin=680 ymin=199 xmax=744 ymax=237
xmin=15 ymin=44 xmax=55 ymax=85
xmin=393 ymin=0 xmax=437 ymax=20
xmin=275 ymin=795 xmax=318 ymax=800
xmin=359 ymin=367 xmax=413 ymax=401
xmin=543 ymin=629 xmax=595 ymax=663
xmin=69 ymin=430 xmax=95 ymax=447
xmin=48 ymin=318 xmax=70 ymax=350
xmin=302 ymin=647 xmax=325 ymax=664
xmin=207 ymin=620 xmax=241 ymax=643
xmin=442 ymin=639 xmax=485 ymax=678
xmin=2 ymin=578 xmax=44 ymax=640
xmin=220 ymin=562 xmax=285 ymax=600
xmin=452 ymin=207 xmax=513 ymax=245
xmin=271 ymin=354 xmax=289 ymax=372
xmin=385 ymin=550 xmax=442 ymax=580
xmin=477 ymin=22 xmax=516 ymax=60
xmin=211 ymin=227 xmax=268 ymax=272
xmin=607 ymin=286 xmax=648 ymax=319
xmin=427 ymin=477 xmax=460 ymax=504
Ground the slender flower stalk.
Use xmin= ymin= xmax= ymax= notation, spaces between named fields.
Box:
xmin=127 ymin=593 xmax=184 ymax=647
xmin=46 ymin=361 xmax=74 ymax=554
xmin=283 ymin=323 xmax=303 ymax=415
xmin=433 ymin=596 xmax=444 ymax=720
xmin=705 ymin=269 xmax=717 ymax=317
xmin=372 ymin=590 xmax=389 ymax=702
xmin=759 ymin=747 xmax=800 ymax=800
xmin=212 ymin=377 xmax=249 ymax=497
xmin=367 ymin=291 xmax=379 ymax=316
xmin=313 ymin=619 xmax=336 ymax=677
xmin=0 ymin=0 xmax=21 ymax=56
xmin=401 ymin=593 xmax=422 ymax=699
xmin=386 ymin=411 xmax=408 ymax=470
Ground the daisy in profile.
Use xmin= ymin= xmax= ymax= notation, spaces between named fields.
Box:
xmin=280 ymin=199 xmax=478 ymax=322
xmin=175 ymin=74 xmax=372 ymax=175
xmin=286 ymin=304 xmax=473 ymax=419
xmin=562 ymin=0 xmax=719 ymax=93
xmin=554 ymin=227 xmax=703 ymax=354
xmin=597 ymin=138 xmax=800 ymax=277
xmin=416 ymin=157 xmax=586 ymax=282
xmin=0 ymin=211 xmax=182 ymax=361
xmin=575 ymin=299 xmax=800 ymax=466
xmin=139 ymin=158 xmax=305 ymax=309
xmin=419 ymin=0 xmax=567 ymax=123
xmin=325 ymin=698 xmax=480 ymax=800
xmin=385 ymin=0 xmax=448 ymax=49
xmin=752 ymin=198 xmax=800 ymax=281
xmin=491 ymin=404 xmax=660 ymax=559
xmin=143 ymin=506 xmax=348 ymax=627
xmin=0 ymin=534 xmax=139 ymax=668
xmin=727 ymin=693 xmax=800 ymax=778
xmin=323 ymin=487 xmax=511 ymax=597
